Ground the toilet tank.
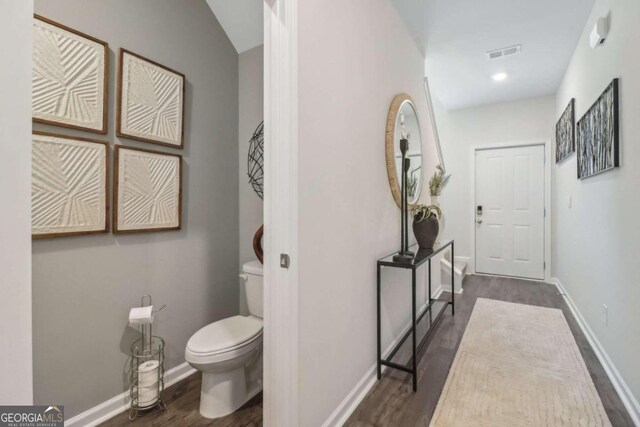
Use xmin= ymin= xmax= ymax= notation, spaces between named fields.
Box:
xmin=241 ymin=261 xmax=263 ymax=319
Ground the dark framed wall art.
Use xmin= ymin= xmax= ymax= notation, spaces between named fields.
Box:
xmin=555 ymin=98 xmax=575 ymax=163
xmin=576 ymin=78 xmax=620 ymax=179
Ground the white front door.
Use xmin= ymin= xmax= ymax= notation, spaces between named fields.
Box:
xmin=475 ymin=145 xmax=545 ymax=280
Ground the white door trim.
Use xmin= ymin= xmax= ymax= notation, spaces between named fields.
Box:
xmin=470 ymin=140 xmax=551 ymax=281
xmin=263 ymin=0 xmax=299 ymax=426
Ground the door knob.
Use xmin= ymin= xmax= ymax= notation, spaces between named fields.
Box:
xmin=476 ymin=219 xmax=483 ymax=224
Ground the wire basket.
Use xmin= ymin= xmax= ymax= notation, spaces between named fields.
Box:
xmin=129 ymin=335 xmax=165 ymax=420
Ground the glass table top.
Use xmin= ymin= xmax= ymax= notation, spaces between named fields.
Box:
xmin=377 ymin=240 xmax=453 ymax=269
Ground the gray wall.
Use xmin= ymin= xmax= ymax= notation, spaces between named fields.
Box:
xmin=553 ymin=0 xmax=640 ymax=414
xmin=238 ymin=45 xmax=264 ymax=314
xmin=0 ymin=0 xmax=33 ymax=405
xmin=32 ymin=0 xmax=239 ymax=417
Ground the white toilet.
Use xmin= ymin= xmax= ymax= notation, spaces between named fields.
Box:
xmin=185 ymin=261 xmax=263 ymax=419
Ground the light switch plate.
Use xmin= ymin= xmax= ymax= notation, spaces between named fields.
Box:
xmin=280 ymin=254 xmax=290 ymax=269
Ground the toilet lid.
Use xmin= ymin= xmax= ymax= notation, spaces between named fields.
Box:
xmin=187 ymin=316 xmax=263 ymax=355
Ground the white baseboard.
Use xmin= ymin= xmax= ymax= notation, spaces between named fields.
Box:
xmin=320 ymin=357 xmax=379 ymax=427
xmin=551 ymin=278 xmax=640 ymax=426
xmin=432 ymin=285 xmax=443 ymax=299
xmin=65 ymin=362 xmax=196 ymax=427
xmin=322 ymin=286 xmax=444 ymax=427
xmin=441 ymin=286 xmax=464 ymax=294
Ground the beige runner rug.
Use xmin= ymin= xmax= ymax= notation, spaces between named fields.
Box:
xmin=430 ymin=298 xmax=611 ymax=427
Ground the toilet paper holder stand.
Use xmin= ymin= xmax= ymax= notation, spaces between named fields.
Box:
xmin=129 ymin=295 xmax=166 ymax=421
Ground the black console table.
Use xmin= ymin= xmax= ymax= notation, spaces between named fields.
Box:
xmin=376 ymin=240 xmax=455 ymax=391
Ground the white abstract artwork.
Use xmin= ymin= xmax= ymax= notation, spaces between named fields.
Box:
xmin=118 ymin=50 xmax=185 ymax=148
xmin=115 ymin=147 xmax=181 ymax=232
xmin=32 ymin=133 xmax=108 ymax=237
xmin=33 ymin=16 xmax=107 ymax=133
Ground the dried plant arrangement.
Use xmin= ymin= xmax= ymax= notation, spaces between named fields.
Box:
xmin=428 ymin=165 xmax=451 ymax=197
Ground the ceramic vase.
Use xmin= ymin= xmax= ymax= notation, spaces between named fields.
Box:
xmin=413 ymin=215 xmax=439 ymax=249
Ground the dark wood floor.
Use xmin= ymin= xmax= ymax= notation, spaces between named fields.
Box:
xmin=101 ymin=275 xmax=633 ymax=426
xmin=100 ymin=374 xmax=262 ymax=427
xmin=345 ymin=274 xmax=634 ymax=427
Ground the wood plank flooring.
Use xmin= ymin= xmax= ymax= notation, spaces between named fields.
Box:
xmin=99 ymin=374 xmax=262 ymax=427
xmin=345 ymin=275 xmax=634 ymax=427
xmin=101 ymin=275 xmax=633 ymax=426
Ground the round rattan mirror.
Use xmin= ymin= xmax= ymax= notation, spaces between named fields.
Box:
xmin=385 ymin=94 xmax=423 ymax=209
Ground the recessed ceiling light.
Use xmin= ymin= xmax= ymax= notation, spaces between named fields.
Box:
xmin=492 ymin=72 xmax=508 ymax=82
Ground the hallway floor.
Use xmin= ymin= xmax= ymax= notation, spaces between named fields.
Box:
xmin=100 ymin=275 xmax=633 ymax=426
xmin=345 ymin=275 xmax=634 ymax=427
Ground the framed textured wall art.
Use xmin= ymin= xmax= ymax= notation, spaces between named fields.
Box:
xmin=33 ymin=15 xmax=108 ymax=133
xmin=114 ymin=146 xmax=182 ymax=233
xmin=32 ymin=132 xmax=109 ymax=238
xmin=117 ymin=49 xmax=185 ymax=148
xmin=555 ymin=98 xmax=575 ymax=163
xmin=577 ymin=79 xmax=620 ymax=179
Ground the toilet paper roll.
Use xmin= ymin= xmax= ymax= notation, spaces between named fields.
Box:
xmin=137 ymin=382 xmax=159 ymax=408
xmin=137 ymin=360 xmax=160 ymax=388
xmin=136 ymin=360 xmax=160 ymax=407
xmin=129 ymin=306 xmax=154 ymax=325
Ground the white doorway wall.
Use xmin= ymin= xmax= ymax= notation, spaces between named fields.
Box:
xmin=0 ymin=0 xmax=33 ymax=404
xmin=474 ymin=143 xmax=549 ymax=280
xmin=263 ymin=0 xmax=299 ymax=425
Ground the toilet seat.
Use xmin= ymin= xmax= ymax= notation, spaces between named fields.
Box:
xmin=186 ymin=316 xmax=263 ymax=364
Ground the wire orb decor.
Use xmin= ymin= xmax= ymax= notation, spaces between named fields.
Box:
xmin=247 ymin=121 xmax=264 ymax=199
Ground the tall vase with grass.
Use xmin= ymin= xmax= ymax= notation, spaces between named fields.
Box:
xmin=428 ymin=165 xmax=451 ymax=244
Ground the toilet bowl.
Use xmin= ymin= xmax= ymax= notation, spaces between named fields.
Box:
xmin=185 ymin=261 xmax=264 ymax=419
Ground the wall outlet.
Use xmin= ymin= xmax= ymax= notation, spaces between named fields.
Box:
xmin=603 ymin=304 xmax=608 ymax=326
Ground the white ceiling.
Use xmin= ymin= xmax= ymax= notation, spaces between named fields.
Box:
xmin=395 ymin=0 xmax=595 ymax=110
xmin=206 ymin=0 xmax=263 ymax=54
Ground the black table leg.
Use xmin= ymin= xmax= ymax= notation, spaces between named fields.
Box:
xmin=377 ymin=264 xmax=381 ymax=380
xmin=428 ymin=259 xmax=432 ymax=304
xmin=451 ymin=241 xmax=455 ymax=315
xmin=412 ymin=267 xmax=417 ymax=392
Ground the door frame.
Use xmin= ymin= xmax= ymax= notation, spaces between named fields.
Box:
xmin=263 ymin=0 xmax=299 ymax=426
xmin=470 ymin=140 xmax=551 ymax=282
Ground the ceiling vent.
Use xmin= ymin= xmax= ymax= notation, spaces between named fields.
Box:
xmin=486 ymin=44 xmax=521 ymax=60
